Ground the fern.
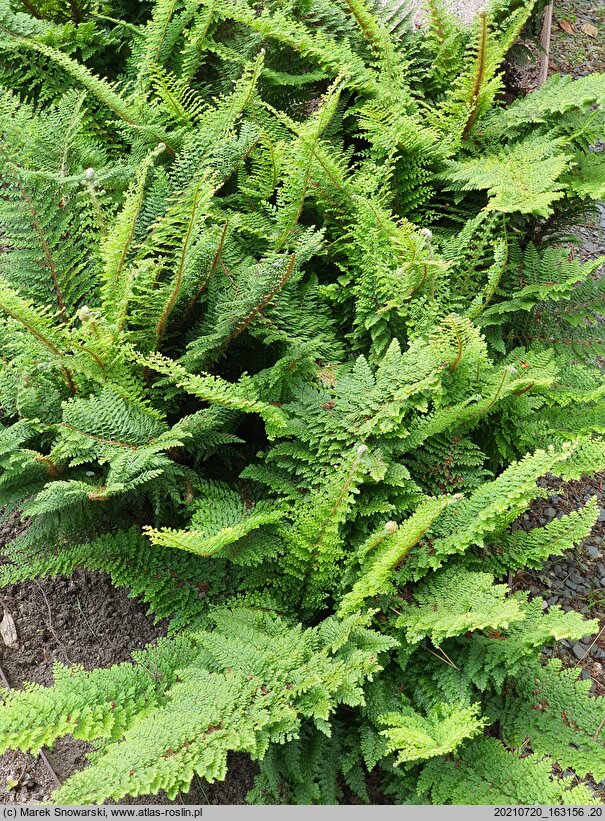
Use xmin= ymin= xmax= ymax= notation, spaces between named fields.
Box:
xmin=0 ymin=0 xmax=603 ymax=806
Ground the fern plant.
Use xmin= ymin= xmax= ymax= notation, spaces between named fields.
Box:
xmin=0 ymin=0 xmax=604 ymax=805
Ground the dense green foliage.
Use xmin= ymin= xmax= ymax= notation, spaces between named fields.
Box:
xmin=0 ymin=0 xmax=605 ymax=804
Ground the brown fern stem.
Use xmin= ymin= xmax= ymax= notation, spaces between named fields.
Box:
xmin=19 ymin=0 xmax=42 ymax=17
xmin=178 ymin=221 xmax=229 ymax=330
xmin=220 ymin=253 xmax=297 ymax=351
xmin=462 ymin=10 xmax=488 ymax=140
xmin=9 ymin=170 xmax=69 ymax=324
xmin=68 ymin=0 xmax=82 ymax=24
xmin=154 ymin=182 xmax=205 ymax=349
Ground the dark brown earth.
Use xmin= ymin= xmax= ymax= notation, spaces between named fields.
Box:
xmin=0 ymin=517 xmax=259 ymax=804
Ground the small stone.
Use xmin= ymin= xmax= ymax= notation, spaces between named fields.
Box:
xmin=594 ymin=648 xmax=605 ymax=660
xmin=566 ymin=581 xmax=579 ymax=592
xmin=570 ymin=571 xmax=583 ymax=584
xmin=547 ymin=596 xmax=559 ymax=606
xmin=579 ymin=669 xmax=592 ymax=681
xmin=572 ymin=642 xmax=588 ymax=660
xmin=597 ymin=563 xmax=605 ymax=576
xmin=562 ymin=770 xmax=575 ymax=779
xmin=599 ymin=508 xmax=605 ymax=523
xmin=587 ymin=545 xmax=601 ymax=560
xmin=549 ymin=494 xmax=561 ymax=505
xmin=545 ymin=507 xmax=557 ymax=519
xmin=538 ymin=517 xmax=547 ymax=526
xmin=556 ymin=510 xmax=565 ymax=519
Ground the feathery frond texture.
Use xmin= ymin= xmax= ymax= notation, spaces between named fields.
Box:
xmin=0 ymin=0 xmax=604 ymax=805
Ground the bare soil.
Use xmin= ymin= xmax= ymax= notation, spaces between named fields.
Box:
xmin=0 ymin=515 xmax=259 ymax=804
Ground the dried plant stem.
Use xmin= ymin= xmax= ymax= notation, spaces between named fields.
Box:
xmin=538 ymin=3 xmax=554 ymax=87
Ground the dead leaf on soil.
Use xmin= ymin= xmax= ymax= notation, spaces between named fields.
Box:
xmin=559 ymin=19 xmax=576 ymax=34
xmin=581 ymin=22 xmax=598 ymax=38
xmin=0 ymin=609 xmax=19 ymax=649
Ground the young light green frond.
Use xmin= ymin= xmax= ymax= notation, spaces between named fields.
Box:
xmin=478 ymin=498 xmax=600 ymax=574
xmin=380 ymin=702 xmax=486 ymax=766
xmin=338 ymin=497 xmax=451 ymax=615
xmin=145 ymin=482 xmax=283 ymax=557
xmin=135 ymin=352 xmax=287 ymax=436
xmin=396 ymin=566 xmax=524 ymax=645
xmin=444 ymin=136 xmax=570 ymax=217
xmin=101 ymin=142 xmax=167 ymax=330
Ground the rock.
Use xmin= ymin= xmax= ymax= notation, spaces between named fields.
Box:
xmin=597 ymin=563 xmax=605 ymax=576
xmin=572 ymin=642 xmax=588 ymax=660
xmin=594 ymin=648 xmax=605 ymax=660
xmin=587 ymin=545 xmax=601 ymax=560
xmin=538 ymin=517 xmax=547 ymax=526
xmin=579 ymin=669 xmax=592 ymax=681
xmin=545 ymin=507 xmax=557 ymax=519
xmin=566 ymin=581 xmax=579 ymax=592
xmin=570 ymin=571 xmax=583 ymax=584
xmin=549 ymin=494 xmax=561 ymax=505
xmin=547 ymin=596 xmax=559 ymax=606
xmin=599 ymin=508 xmax=605 ymax=523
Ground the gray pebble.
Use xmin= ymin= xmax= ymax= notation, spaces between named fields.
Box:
xmin=572 ymin=642 xmax=587 ymax=660
xmin=545 ymin=507 xmax=557 ymax=519
xmin=587 ymin=545 xmax=601 ymax=560
xmin=547 ymin=596 xmax=559 ymax=606
xmin=579 ymin=669 xmax=592 ymax=681
xmin=599 ymin=508 xmax=605 ymax=523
